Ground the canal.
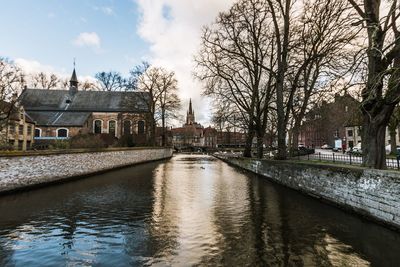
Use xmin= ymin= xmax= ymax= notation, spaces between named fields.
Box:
xmin=0 ymin=154 xmax=399 ymax=266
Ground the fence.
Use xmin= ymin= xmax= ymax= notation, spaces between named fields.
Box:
xmin=292 ymin=152 xmax=400 ymax=170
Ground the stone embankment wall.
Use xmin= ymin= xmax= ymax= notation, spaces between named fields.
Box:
xmin=217 ymin=155 xmax=400 ymax=230
xmin=0 ymin=148 xmax=173 ymax=194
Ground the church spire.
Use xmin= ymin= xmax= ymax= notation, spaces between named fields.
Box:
xmin=69 ymin=59 xmax=78 ymax=94
xmin=188 ymin=98 xmax=193 ymax=114
xmin=70 ymin=59 xmax=78 ymax=88
xmin=186 ymin=98 xmax=195 ymax=125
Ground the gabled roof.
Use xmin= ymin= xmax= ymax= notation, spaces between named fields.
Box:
xmin=27 ymin=111 xmax=90 ymax=127
xmin=19 ymin=89 xmax=150 ymax=113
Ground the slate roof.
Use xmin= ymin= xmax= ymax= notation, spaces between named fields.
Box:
xmin=19 ymin=89 xmax=150 ymax=113
xmin=27 ymin=111 xmax=91 ymax=127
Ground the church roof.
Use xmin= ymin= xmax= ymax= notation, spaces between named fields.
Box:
xmin=27 ymin=111 xmax=90 ymax=126
xmin=19 ymin=89 xmax=151 ymax=113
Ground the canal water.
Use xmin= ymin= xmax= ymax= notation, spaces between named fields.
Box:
xmin=0 ymin=155 xmax=399 ymax=266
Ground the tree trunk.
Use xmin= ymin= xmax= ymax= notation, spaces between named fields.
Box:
xmin=243 ymin=127 xmax=255 ymax=158
xmin=150 ymin=117 xmax=156 ymax=147
xmin=390 ymin=128 xmax=397 ymax=155
xmin=291 ymin=123 xmax=300 ymax=157
xmin=161 ymin=109 xmax=166 ymax=147
xmin=256 ymin=134 xmax=264 ymax=159
xmin=292 ymin=126 xmax=300 ymax=150
xmin=362 ymin=118 xmax=387 ymax=169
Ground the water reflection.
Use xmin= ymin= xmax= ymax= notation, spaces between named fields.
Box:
xmin=0 ymin=154 xmax=399 ymax=266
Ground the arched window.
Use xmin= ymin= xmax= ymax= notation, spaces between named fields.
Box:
xmin=34 ymin=128 xmax=41 ymax=138
xmin=94 ymin=120 xmax=102 ymax=134
xmin=57 ymin=128 xmax=68 ymax=138
xmin=138 ymin=120 xmax=145 ymax=135
xmin=123 ymin=120 xmax=131 ymax=135
xmin=109 ymin=120 xmax=117 ymax=136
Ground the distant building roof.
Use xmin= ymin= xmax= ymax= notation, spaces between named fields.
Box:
xmin=19 ymin=89 xmax=151 ymax=113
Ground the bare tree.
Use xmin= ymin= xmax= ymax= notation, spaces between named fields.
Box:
xmin=30 ymin=72 xmax=59 ymax=89
xmin=158 ymin=70 xmax=181 ymax=146
xmin=264 ymin=0 xmax=291 ymax=160
xmin=95 ymin=71 xmax=126 ymax=91
xmin=0 ymin=58 xmax=25 ymax=143
xmin=80 ymin=80 xmax=98 ymax=91
xmin=288 ymin=0 xmax=359 ymax=150
xmin=137 ymin=65 xmax=182 ymax=146
xmin=348 ymin=0 xmax=400 ymax=168
xmin=127 ymin=62 xmax=150 ymax=90
xmin=196 ymin=0 xmax=276 ymax=158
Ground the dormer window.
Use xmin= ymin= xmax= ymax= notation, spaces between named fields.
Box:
xmin=66 ymin=99 xmax=71 ymax=104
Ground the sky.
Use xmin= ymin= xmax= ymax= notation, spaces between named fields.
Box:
xmin=0 ymin=0 xmax=235 ymax=126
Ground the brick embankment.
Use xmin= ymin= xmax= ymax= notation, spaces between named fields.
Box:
xmin=0 ymin=148 xmax=173 ymax=194
xmin=216 ymin=155 xmax=400 ymax=231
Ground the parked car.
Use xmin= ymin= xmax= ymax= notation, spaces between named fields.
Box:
xmin=347 ymin=147 xmax=362 ymax=156
xmin=321 ymin=144 xmax=333 ymax=149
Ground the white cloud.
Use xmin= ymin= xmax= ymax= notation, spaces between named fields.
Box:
xmin=15 ymin=58 xmax=56 ymax=75
xmin=136 ymin=0 xmax=235 ymax=125
xmin=14 ymin=58 xmax=96 ymax=87
xmin=101 ymin=6 xmax=115 ymax=16
xmin=94 ymin=6 xmax=115 ymax=16
xmin=72 ymin=32 xmax=101 ymax=50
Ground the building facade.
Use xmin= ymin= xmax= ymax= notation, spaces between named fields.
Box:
xmin=171 ymin=99 xmax=205 ymax=148
xmin=0 ymin=100 xmax=36 ymax=151
xmin=298 ymin=93 xmax=361 ymax=148
xmin=19 ymin=69 xmax=151 ymax=145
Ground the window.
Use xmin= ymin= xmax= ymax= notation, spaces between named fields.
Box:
xmin=94 ymin=120 xmax=102 ymax=134
xmin=34 ymin=128 xmax=41 ymax=137
xmin=138 ymin=121 xmax=145 ymax=135
xmin=57 ymin=128 xmax=68 ymax=138
xmin=347 ymin=130 xmax=353 ymax=137
xmin=345 ymin=106 xmax=349 ymax=112
xmin=123 ymin=120 xmax=131 ymax=135
xmin=109 ymin=120 xmax=116 ymax=136
xmin=27 ymin=125 xmax=32 ymax=135
xmin=18 ymin=125 xmax=24 ymax=135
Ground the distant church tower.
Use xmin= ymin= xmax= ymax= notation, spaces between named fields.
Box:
xmin=186 ymin=99 xmax=195 ymax=125
xmin=69 ymin=61 xmax=78 ymax=95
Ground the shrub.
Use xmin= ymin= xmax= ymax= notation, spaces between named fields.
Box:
xmin=98 ymin=133 xmax=118 ymax=147
xmin=69 ymin=134 xmax=106 ymax=149
xmin=52 ymin=140 xmax=70 ymax=150
xmin=117 ymin=134 xmax=136 ymax=147
xmin=0 ymin=143 xmax=14 ymax=151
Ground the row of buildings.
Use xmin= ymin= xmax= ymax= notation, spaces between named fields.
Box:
xmin=168 ymin=99 xmax=246 ymax=150
xmin=298 ymin=93 xmax=400 ymax=151
xmin=3 ymin=67 xmax=395 ymax=152
xmin=0 ymin=68 xmax=245 ymax=151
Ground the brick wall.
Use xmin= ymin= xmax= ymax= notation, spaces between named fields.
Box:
xmin=217 ymin=155 xmax=400 ymax=230
xmin=0 ymin=148 xmax=173 ymax=194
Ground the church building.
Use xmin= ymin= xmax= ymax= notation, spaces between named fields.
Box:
xmin=19 ymin=68 xmax=152 ymax=144
xmin=171 ymin=99 xmax=205 ymax=147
